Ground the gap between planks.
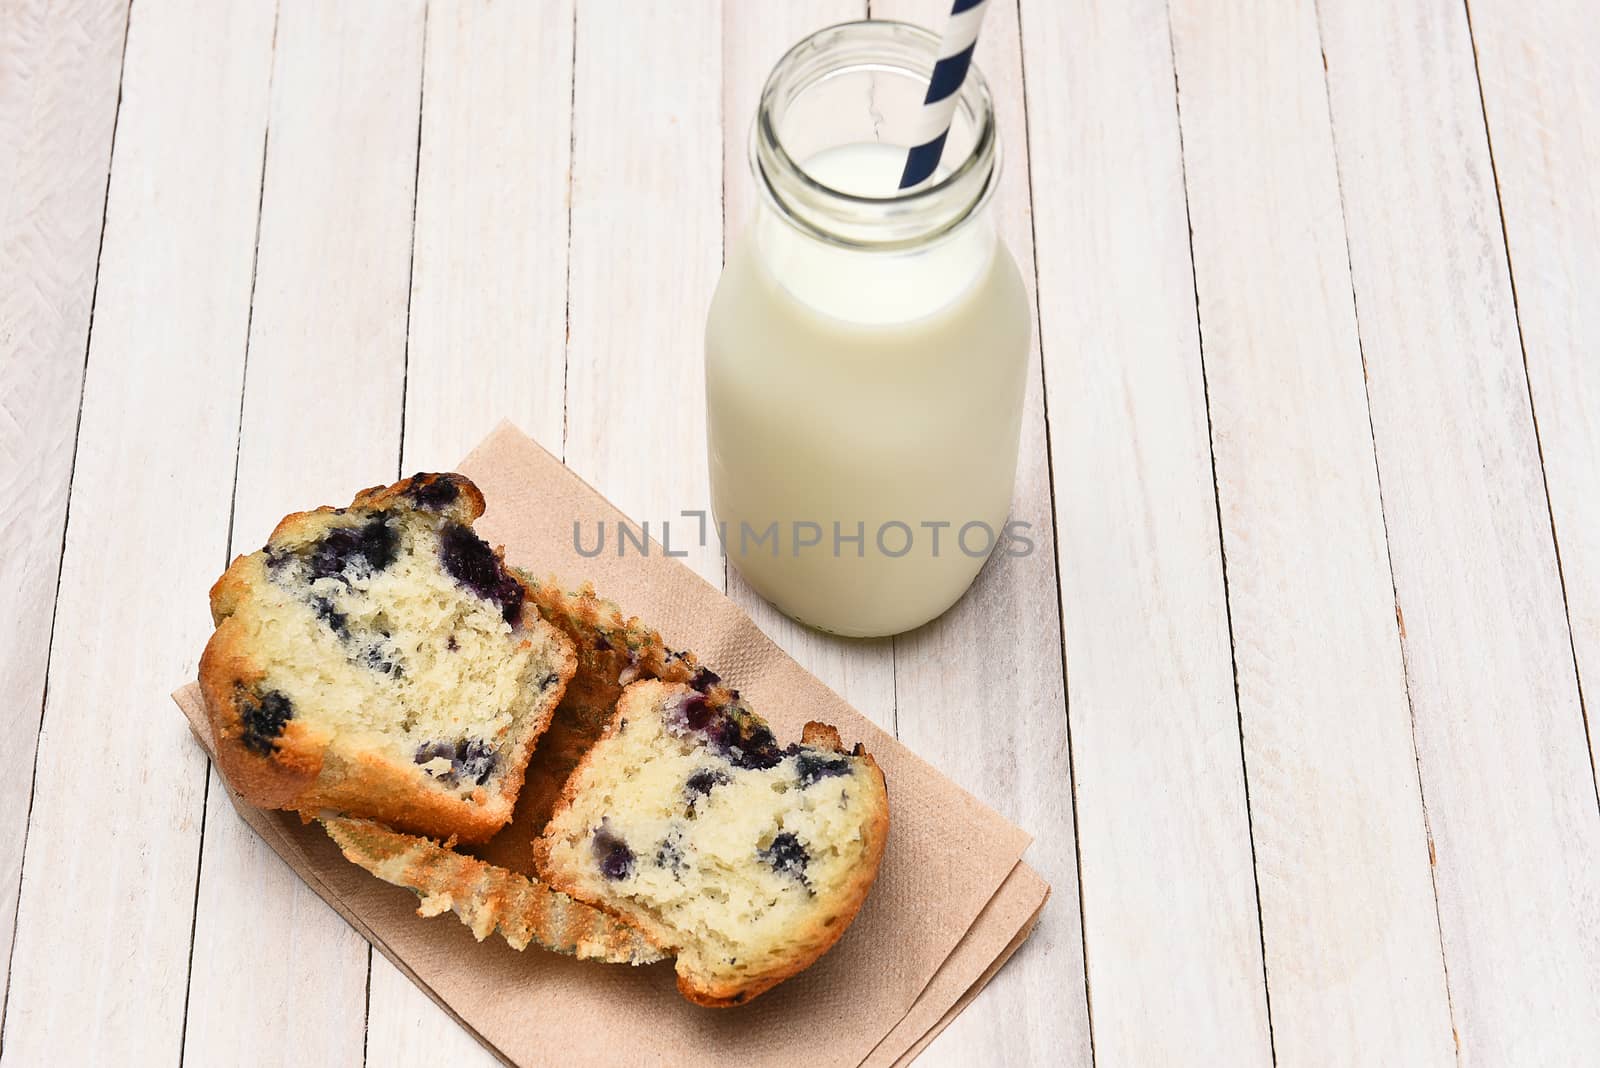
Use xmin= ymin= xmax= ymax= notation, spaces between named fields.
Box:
xmin=1459 ymin=0 xmax=1600 ymax=809
xmin=176 ymin=0 xmax=282 ymax=1059
xmin=1307 ymin=0 xmax=1461 ymax=1051
xmin=1161 ymin=2 xmax=1279 ymax=1060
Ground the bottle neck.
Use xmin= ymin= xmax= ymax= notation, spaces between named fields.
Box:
xmin=751 ymin=20 xmax=999 ymax=252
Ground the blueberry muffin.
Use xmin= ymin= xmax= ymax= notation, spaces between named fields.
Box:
xmin=200 ymin=473 xmax=575 ymax=843
xmin=534 ymin=678 xmax=890 ymax=1006
xmin=322 ymin=816 xmax=664 ymax=964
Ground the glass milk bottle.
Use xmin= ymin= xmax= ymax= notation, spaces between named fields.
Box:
xmin=706 ymin=21 xmax=1030 ymax=638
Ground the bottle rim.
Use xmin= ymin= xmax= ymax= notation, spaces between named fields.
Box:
xmin=752 ymin=20 xmax=1000 ymax=250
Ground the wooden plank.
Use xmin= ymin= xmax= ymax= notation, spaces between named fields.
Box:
xmin=0 ymin=0 xmax=127 ymax=1022
xmin=368 ymin=1 xmax=575 ymax=1060
xmin=1009 ymin=0 xmax=1274 ymax=1062
xmin=0 ymin=1 xmax=274 ymax=1059
xmin=869 ymin=2 xmax=1092 ymax=1065
xmin=562 ymin=0 xmax=724 ymax=589
xmin=397 ymin=0 xmax=573 ymax=473
xmin=1468 ymin=2 xmax=1600 ymax=783
xmin=719 ymin=3 xmax=897 ymax=725
xmin=1166 ymin=0 xmax=1456 ymax=1061
xmin=1312 ymin=0 xmax=1600 ymax=1057
xmin=181 ymin=3 xmax=426 ymax=1064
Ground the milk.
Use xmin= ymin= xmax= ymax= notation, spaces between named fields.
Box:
xmin=705 ymin=142 xmax=1031 ymax=637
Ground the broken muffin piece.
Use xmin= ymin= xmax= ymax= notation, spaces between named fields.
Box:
xmin=534 ymin=678 xmax=890 ymax=1006
xmin=200 ymin=473 xmax=575 ymax=843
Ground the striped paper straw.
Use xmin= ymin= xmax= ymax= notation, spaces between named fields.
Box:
xmin=898 ymin=0 xmax=992 ymax=189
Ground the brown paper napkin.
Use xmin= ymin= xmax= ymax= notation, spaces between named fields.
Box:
xmin=172 ymin=422 xmax=1047 ymax=1066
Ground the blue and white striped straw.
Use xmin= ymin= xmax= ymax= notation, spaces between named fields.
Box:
xmin=898 ymin=0 xmax=992 ymax=189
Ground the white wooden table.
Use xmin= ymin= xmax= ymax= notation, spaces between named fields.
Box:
xmin=5 ymin=1 xmax=1599 ymax=1063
